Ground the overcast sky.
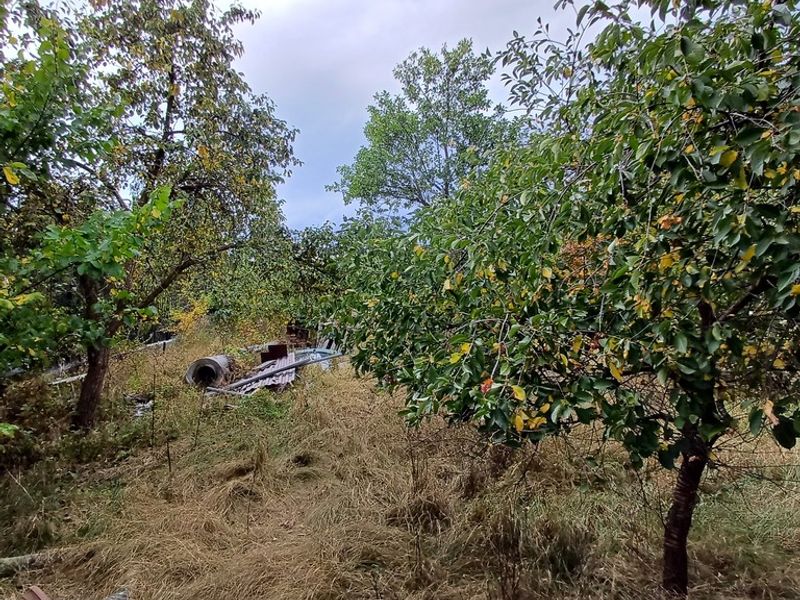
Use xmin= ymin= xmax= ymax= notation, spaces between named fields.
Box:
xmin=229 ymin=0 xmax=578 ymax=229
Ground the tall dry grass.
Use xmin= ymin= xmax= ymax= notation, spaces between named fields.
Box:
xmin=3 ymin=325 xmax=800 ymax=599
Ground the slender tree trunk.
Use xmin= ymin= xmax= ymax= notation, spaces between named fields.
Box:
xmin=72 ymin=343 xmax=110 ymax=429
xmin=71 ymin=274 xmax=119 ymax=430
xmin=662 ymin=444 xmax=708 ymax=596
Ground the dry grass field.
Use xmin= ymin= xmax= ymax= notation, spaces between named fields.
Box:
xmin=2 ymin=324 xmax=800 ymax=599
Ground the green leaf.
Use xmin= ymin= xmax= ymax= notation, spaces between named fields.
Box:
xmin=749 ymin=409 xmax=764 ymax=437
xmin=0 ymin=423 xmax=20 ymax=438
xmin=577 ymin=4 xmax=590 ymax=26
xmin=735 ymin=127 xmax=764 ymax=145
xmin=674 ymin=333 xmax=688 ymax=354
xmin=680 ymin=36 xmax=703 ymax=64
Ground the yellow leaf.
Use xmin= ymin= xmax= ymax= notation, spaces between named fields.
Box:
xmin=684 ymin=144 xmax=695 ymax=154
xmin=539 ymin=403 xmax=551 ymax=414
xmin=527 ymin=416 xmax=547 ymax=430
xmin=459 ymin=342 xmax=472 ymax=355
xmin=609 ymin=361 xmax=624 ymax=382
xmin=761 ymin=130 xmax=773 ymax=140
xmin=413 ymin=244 xmax=425 ymax=257
xmin=449 ymin=352 xmax=462 ymax=364
xmin=541 ymin=266 xmax=553 ymax=279
xmin=791 ymin=283 xmax=800 ymax=296
xmin=719 ymin=150 xmax=738 ymax=168
xmin=773 ymin=357 xmax=786 ymax=370
xmin=659 ymin=253 xmax=676 ymax=269
xmin=3 ymin=166 xmax=19 ymax=185
xmin=442 ymin=278 xmax=452 ymax=291
xmin=793 ymin=169 xmax=800 ymax=181
xmin=571 ymin=336 xmax=583 ymax=354
xmin=514 ymin=412 xmax=526 ymax=433
xmin=733 ymin=166 xmax=749 ymax=190
xmin=151 ymin=207 xmax=161 ymax=218
xmin=511 ymin=385 xmax=527 ymax=401
xmin=390 ymin=271 xmax=399 ymax=280
xmin=12 ymin=293 xmax=37 ymax=306
xmin=764 ymin=168 xmax=777 ymax=179
xmin=740 ymin=244 xmax=756 ymax=262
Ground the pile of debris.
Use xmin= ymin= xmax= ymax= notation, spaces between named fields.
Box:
xmin=185 ymin=340 xmax=341 ymax=398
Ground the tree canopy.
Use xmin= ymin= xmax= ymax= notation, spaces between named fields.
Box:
xmin=330 ymin=39 xmax=517 ymax=214
xmin=1 ymin=0 xmax=297 ymax=427
xmin=326 ymin=0 xmax=800 ymax=594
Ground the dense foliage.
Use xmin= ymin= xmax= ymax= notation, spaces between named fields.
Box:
xmin=330 ymin=39 xmax=518 ymax=213
xmin=1 ymin=0 xmax=297 ymax=427
xmin=4 ymin=0 xmax=800 ymax=593
xmin=327 ymin=0 xmax=800 ymax=593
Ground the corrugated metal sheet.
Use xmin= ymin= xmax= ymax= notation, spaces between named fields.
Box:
xmin=236 ymin=352 xmax=297 ymax=394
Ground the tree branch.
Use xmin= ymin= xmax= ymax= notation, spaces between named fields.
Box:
xmin=61 ymin=158 xmax=127 ymax=210
xmin=718 ymin=276 xmax=774 ymax=322
xmin=138 ymin=62 xmax=178 ymax=207
xmin=137 ymin=241 xmax=241 ymax=309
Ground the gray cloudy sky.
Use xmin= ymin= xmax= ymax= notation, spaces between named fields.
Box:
xmin=230 ymin=0 xmax=576 ymax=229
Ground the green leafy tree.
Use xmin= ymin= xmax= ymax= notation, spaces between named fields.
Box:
xmin=1 ymin=0 xmax=115 ymax=375
xmin=1 ymin=1 xmax=118 ymax=252
xmin=330 ymin=39 xmax=516 ymax=213
xmin=1 ymin=0 xmax=297 ymax=428
xmin=327 ymin=0 xmax=800 ymax=594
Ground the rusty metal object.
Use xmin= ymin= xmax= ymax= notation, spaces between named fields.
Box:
xmin=260 ymin=343 xmax=288 ymax=363
xmin=21 ymin=586 xmax=52 ymax=600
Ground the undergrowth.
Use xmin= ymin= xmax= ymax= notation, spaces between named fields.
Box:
xmin=1 ymin=323 xmax=799 ymax=599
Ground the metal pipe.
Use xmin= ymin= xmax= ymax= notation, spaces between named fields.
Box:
xmin=225 ymin=353 xmax=344 ymax=391
xmin=185 ymin=355 xmax=231 ymax=387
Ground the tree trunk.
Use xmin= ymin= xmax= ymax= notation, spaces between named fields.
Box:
xmin=71 ymin=343 xmax=110 ymax=430
xmin=662 ymin=445 xmax=708 ymax=596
